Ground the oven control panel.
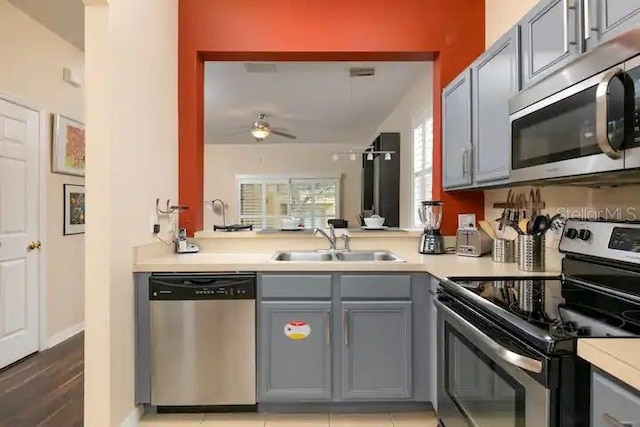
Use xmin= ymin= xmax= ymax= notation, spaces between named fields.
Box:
xmin=559 ymin=220 xmax=640 ymax=264
xmin=608 ymin=227 xmax=640 ymax=252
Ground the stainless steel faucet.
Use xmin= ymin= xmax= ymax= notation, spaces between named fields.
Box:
xmin=314 ymin=224 xmax=337 ymax=250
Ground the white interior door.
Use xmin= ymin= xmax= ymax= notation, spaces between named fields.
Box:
xmin=0 ymin=97 xmax=39 ymax=369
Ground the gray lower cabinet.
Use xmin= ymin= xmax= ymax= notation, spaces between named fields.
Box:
xmin=520 ymin=0 xmax=583 ymax=88
xmin=341 ymin=301 xmax=412 ymax=400
xmin=259 ymin=301 xmax=332 ymax=401
xmin=591 ymin=369 xmax=640 ymax=427
xmin=443 ymin=69 xmax=473 ymax=189
xmin=471 ymin=26 xmax=520 ymax=184
xmin=586 ymin=0 xmax=640 ymax=50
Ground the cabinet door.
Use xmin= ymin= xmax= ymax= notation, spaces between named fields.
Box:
xmin=472 ymin=26 xmax=520 ymax=184
xmin=443 ymin=69 xmax=473 ymax=189
xmin=592 ymin=371 xmax=640 ymax=427
xmin=259 ymin=301 xmax=332 ymax=401
xmin=521 ymin=0 xmax=582 ymax=87
xmin=341 ymin=301 xmax=412 ymax=400
xmin=586 ymin=0 xmax=640 ymax=50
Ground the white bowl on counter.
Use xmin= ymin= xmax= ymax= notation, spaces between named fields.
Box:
xmin=364 ymin=216 xmax=385 ymax=228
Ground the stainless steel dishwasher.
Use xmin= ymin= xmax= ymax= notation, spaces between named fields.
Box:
xmin=149 ymin=273 xmax=256 ymax=407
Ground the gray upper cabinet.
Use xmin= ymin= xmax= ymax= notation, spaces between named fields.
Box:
xmin=586 ymin=0 xmax=640 ymax=50
xmin=521 ymin=0 xmax=583 ymax=87
xmin=443 ymin=69 xmax=473 ymax=189
xmin=341 ymin=301 xmax=412 ymax=400
xmin=471 ymin=27 xmax=520 ymax=184
xmin=259 ymin=301 xmax=332 ymax=401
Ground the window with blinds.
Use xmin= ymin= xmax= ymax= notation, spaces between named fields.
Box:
xmin=413 ymin=113 xmax=433 ymax=227
xmin=237 ymin=177 xmax=341 ymax=229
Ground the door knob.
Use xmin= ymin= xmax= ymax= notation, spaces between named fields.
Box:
xmin=28 ymin=241 xmax=42 ymax=251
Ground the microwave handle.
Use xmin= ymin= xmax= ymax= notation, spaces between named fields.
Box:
xmin=596 ymin=67 xmax=625 ymax=159
xmin=436 ymin=299 xmax=544 ymax=374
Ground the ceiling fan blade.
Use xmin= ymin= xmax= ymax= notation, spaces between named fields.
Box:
xmin=269 ymin=129 xmax=297 ymax=139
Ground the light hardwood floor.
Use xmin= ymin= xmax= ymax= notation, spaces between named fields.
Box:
xmin=140 ymin=411 xmax=439 ymax=427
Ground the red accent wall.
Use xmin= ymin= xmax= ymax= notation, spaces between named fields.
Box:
xmin=179 ymin=0 xmax=486 ymax=235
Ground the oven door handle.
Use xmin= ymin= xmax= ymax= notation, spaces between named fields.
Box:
xmin=436 ymin=299 xmax=544 ymax=374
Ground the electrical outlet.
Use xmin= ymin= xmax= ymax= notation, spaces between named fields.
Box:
xmin=150 ymin=214 xmax=159 ymax=234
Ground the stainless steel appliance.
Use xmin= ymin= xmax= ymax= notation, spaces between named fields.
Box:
xmin=419 ymin=200 xmax=445 ymax=254
xmin=437 ymin=219 xmax=640 ymax=427
xmin=455 ymin=228 xmax=492 ymax=257
xmin=509 ymin=27 xmax=640 ymax=185
xmin=149 ymin=274 xmax=256 ymax=407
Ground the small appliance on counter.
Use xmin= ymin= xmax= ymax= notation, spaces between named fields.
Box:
xmin=418 ymin=200 xmax=445 ymax=254
xmin=175 ymin=228 xmax=200 ymax=254
xmin=455 ymin=228 xmax=492 ymax=257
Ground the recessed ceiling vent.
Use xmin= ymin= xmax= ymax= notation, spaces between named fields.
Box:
xmin=349 ymin=67 xmax=375 ymax=77
xmin=244 ymin=63 xmax=277 ymax=73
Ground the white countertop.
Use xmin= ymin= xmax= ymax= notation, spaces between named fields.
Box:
xmin=578 ymin=339 xmax=640 ymax=391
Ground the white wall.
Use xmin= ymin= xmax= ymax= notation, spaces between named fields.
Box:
xmin=485 ymin=0 xmax=539 ymax=47
xmin=373 ymin=65 xmax=432 ymax=227
xmin=204 ymin=143 xmax=362 ymax=228
xmin=0 ymin=0 xmax=85 ymax=342
xmin=84 ymin=0 xmax=178 ymax=425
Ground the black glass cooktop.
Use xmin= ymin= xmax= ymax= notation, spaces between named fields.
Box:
xmin=442 ymin=276 xmax=640 ymax=352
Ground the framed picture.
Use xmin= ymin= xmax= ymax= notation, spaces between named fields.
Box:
xmin=53 ymin=114 xmax=85 ymax=176
xmin=64 ymin=184 xmax=85 ymax=235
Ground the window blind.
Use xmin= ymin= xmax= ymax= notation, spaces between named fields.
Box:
xmin=413 ymin=115 xmax=434 ymax=227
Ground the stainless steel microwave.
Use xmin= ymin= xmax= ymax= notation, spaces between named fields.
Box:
xmin=509 ymin=27 xmax=640 ymax=185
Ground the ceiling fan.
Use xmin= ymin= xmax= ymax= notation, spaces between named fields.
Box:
xmin=251 ymin=113 xmax=297 ymax=141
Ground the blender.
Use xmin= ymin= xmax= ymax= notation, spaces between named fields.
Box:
xmin=418 ymin=200 xmax=445 ymax=254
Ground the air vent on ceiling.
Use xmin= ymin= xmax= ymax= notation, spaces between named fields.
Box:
xmin=244 ymin=63 xmax=278 ymax=73
xmin=349 ymin=67 xmax=375 ymax=77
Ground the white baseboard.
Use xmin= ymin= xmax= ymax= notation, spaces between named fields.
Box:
xmin=47 ymin=322 xmax=85 ymax=349
xmin=121 ymin=406 xmax=143 ymax=427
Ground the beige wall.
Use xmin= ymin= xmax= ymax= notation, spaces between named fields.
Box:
xmin=84 ymin=0 xmax=178 ymax=425
xmin=204 ymin=143 xmax=362 ymax=228
xmin=374 ymin=65 xmax=432 ymax=227
xmin=485 ymin=0 xmax=539 ymax=47
xmin=0 ymin=0 xmax=85 ymax=342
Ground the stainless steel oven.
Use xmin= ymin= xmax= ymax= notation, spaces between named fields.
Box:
xmin=437 ymin=296 xmax=551 ymax=427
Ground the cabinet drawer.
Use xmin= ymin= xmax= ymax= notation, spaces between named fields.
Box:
xmin=261 ymin=275 xmax=332 ymax=299
xmin=592 ymin=370 xmax=640 ymax=427
xmin=340 ymin=275 xmax=411 ymax=299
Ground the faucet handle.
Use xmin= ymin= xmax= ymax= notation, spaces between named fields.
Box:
xmin=341 ymin=234 xmax=350 ymax=252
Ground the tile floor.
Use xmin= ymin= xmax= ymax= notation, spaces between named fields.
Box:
xmin=139 ymin=411 xmax=439 ymax=427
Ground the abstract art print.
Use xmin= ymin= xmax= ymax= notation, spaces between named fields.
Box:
xmin=64 ymin=184 xmax=85 ymax=235
xmin=53 ymin=114 xmax=85 ymax=176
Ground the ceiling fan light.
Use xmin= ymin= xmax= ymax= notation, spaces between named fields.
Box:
xmin=251 ymin=128 xmax=270 ymax=140
xmin=332 ymin=153 xmax=339 ymax=162
xmin=384 ymin=152 xmax=392 ymax=161
xmin=366 ymin=152 xmax=374 ymax=161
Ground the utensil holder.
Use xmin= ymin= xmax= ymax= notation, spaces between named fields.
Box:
xmin=492 ymin=238 xmax=515 ymax=263
xmin=517 ymin=234 xmax=545 ymax=272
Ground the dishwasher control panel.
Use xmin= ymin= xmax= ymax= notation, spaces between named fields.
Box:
xmin=149 ymin=274 xmax=256 ymax=300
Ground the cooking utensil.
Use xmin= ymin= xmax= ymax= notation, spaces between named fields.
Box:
xmin=499 ymin=190 xmax=512 ymax=232
xmin=519 ymin=218 xmax=530 ymax=234
xmin=507 ymin=221 xmax=525 ymax=235
xmin=479 ymin=220 xmax=497 ymax=240
xmin=530 ymin=215 xmax=550 ymax=235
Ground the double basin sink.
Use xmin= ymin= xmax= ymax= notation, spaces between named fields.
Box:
xmin=271 ymin=250 xmax=406 ymax=263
